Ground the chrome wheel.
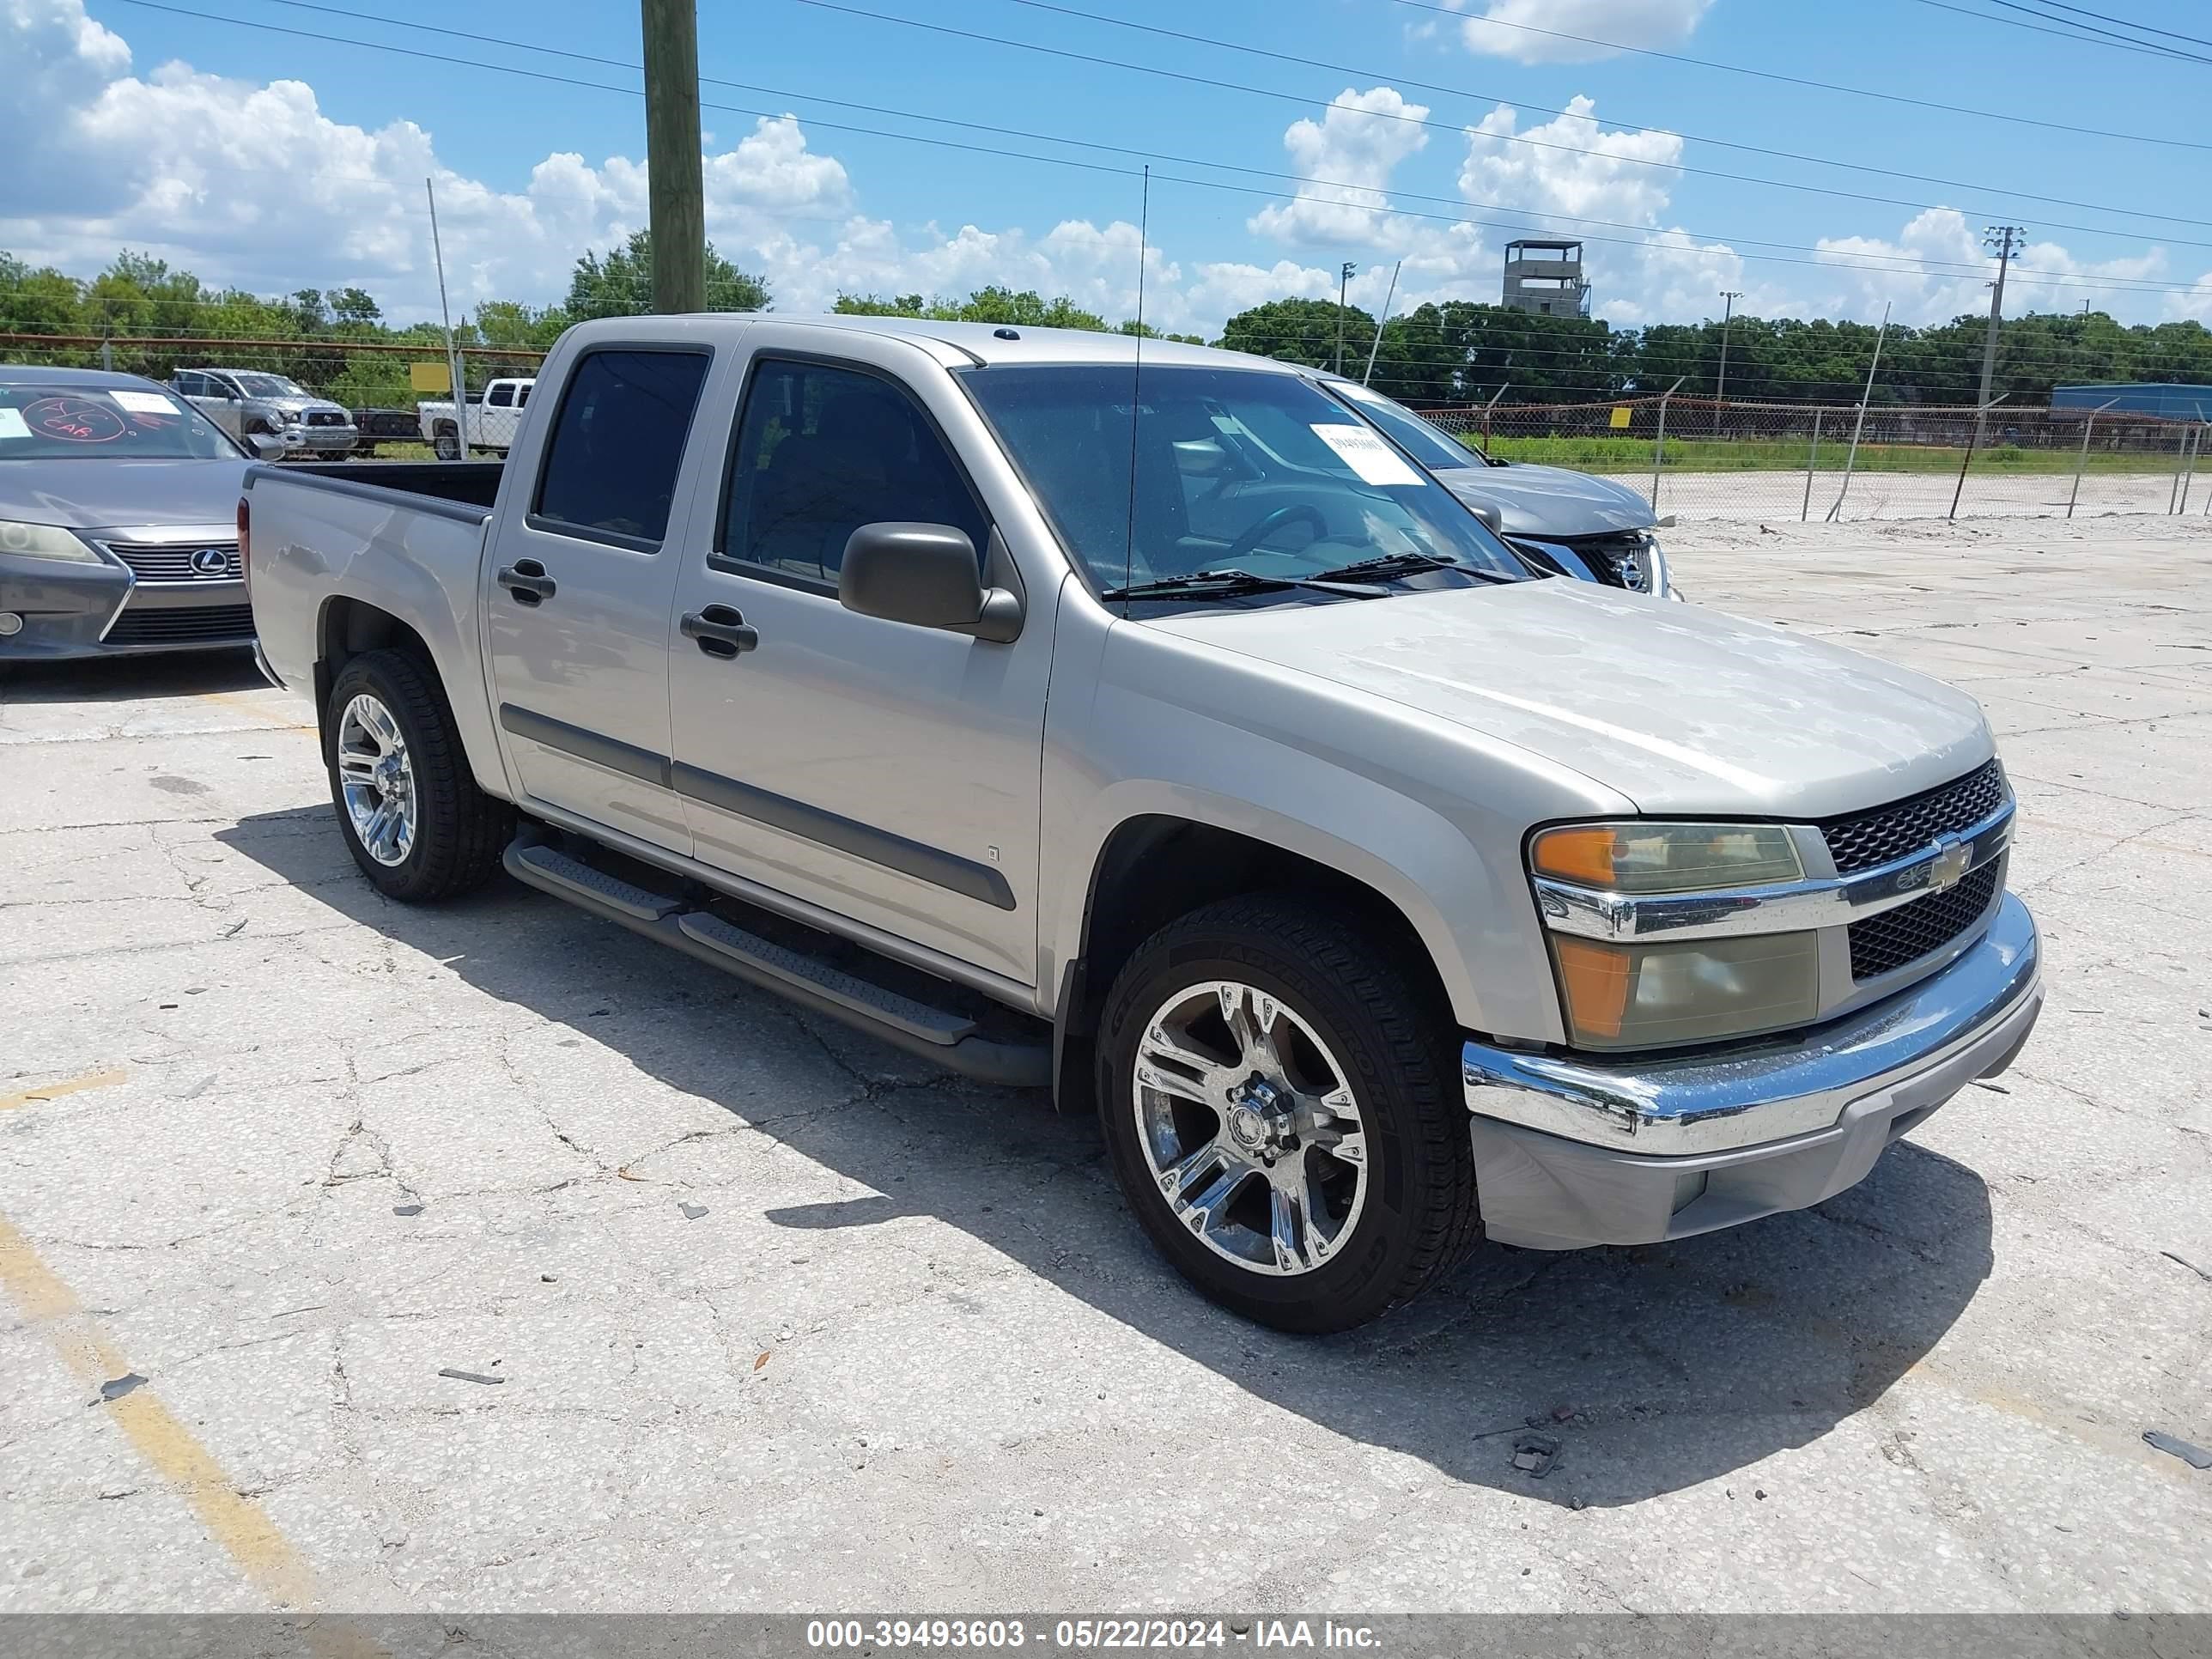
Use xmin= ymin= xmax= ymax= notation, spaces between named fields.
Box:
xmin=1132 ymin=979 xmax=1369 ymax=1278
xmin=336 ymin=692 xmax=416 ymax=867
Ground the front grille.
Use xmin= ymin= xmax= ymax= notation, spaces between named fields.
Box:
xmin=1818 ymin=759 xmax=2007 ymax=875
xmin=1849 ymin=861 xmax=2000 ymax=980
xmin=306 ymin=410 xmax=349 ymax=428
xmin=100 ymin=540 xmax=241 ymax=583
xmin=105 ymin=604 xmax=255 ymax=647
xmin=1555 ymin=531 xmax=1652 ymax=592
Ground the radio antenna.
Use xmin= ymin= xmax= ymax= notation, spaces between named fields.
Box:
xmin=1121 ymin=166 xmax=1149 ymax=615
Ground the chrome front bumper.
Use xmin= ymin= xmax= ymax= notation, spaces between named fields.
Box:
xmin=1461 ymin=892 xmax=2041 ymax=1249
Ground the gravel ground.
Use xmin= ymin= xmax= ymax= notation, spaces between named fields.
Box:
xmin=1600 ymin=465 xmax=2210 ymax=525
xmin=1 ymin=512 xmax=2208 ymax=1615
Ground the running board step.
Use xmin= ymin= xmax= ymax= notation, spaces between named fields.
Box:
xmin=507 ymin=842 xmax=681 ymax=921
xmin=676 ymin=911 xmax=975 ymax=1047
xmin=501 ymin=836 xmax=1050 ymax=1088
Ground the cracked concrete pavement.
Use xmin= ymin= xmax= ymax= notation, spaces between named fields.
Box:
xmin=1 ymin=514 xmax=2209 ymax=1613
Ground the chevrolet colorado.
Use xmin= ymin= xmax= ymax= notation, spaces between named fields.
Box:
xmin=242 ymin=316 xmax=2042 ymax=1331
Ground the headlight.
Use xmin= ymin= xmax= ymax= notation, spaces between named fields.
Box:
xmin=1550 ymin=933 xmax=1820 ymax=1049
xmin=1533 ymin=821 xmax=1814 ymax=1049
xmin=1532 ymin=822 xmax=1802 ymax=893
xmin=0 ymin=520 xmax=102 ymax=563
xmin=276 ymin=409 xmax=303 ymax=425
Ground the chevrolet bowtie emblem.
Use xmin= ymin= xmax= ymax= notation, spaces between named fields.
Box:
xmin=1926 ymin=840 xmax=1972 ymax=892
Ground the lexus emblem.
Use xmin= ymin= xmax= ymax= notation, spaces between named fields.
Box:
xmin=189 ymin=547 xmax=231 ymax=577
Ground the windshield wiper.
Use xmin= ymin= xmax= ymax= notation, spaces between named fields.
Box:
xmin=1307 ymin=551 xmax=1516 ymax=585
xmin=1099 ymin=568 xmax=1385 ymax=602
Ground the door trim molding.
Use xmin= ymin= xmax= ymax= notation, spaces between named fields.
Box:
xmin=499 ymin=703 xmax=672 ymax=788
xmin=672 ymin=761 xmax=1016 ymax=911
xmin=497 ymin=703 xmax=1015 ymax=911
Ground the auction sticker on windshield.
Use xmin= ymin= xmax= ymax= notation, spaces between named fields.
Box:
xmin=1310 ymin=423 xmax=1423 ymax=487
xmin=0 ymin=409 xmax=29 ymax=441
xmin=110 ymin=390 xmax=180 ymax=416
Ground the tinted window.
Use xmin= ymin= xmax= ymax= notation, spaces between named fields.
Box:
xmin=1331 ymin=383 xmax=1479 ymax=471
xmin=488 ymin=384 xmax=514 ymax=408
xmin=533 ymin=349 xmax=710 ymax=546
xmin=720 ymin=359 xmax=989 ymax=584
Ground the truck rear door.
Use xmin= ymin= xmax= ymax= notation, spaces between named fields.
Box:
xmin=483 ymin=343 xmax=715 ymax=856
xmin=661 ymin=328 xmax=1053 ymax=988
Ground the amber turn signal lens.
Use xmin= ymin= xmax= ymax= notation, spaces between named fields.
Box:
xmin=1530 ymin=826 xmax=1620 ymax=887
xmin=1553 ymin=938 xmax=1632 ymax=1040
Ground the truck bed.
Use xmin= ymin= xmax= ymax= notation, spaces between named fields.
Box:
xmin=281 ymin=459 xmax=504 ymax=511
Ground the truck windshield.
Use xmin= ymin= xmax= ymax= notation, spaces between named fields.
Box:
xmin=1328 ymin=381 xmax=1486 ymax=471
xmin=231 ymin=373 xmax=309 ymax=398
xmin=0 ymin=385 xmax=243 ymax=460
xmin=960 ymin=364 xmax=1525 ymax=601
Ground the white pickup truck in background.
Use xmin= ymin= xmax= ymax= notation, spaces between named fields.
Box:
xmin=416 ymin=376 xmax=535 ymax=459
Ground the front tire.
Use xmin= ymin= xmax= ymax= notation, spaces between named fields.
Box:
xmin=431 ymin=427 xmax=461 ymax=461
xmin=324 ymin=648 xmax=511 ymax=902
xmin=1096 ymin=895 xmax=1481 ymax=1333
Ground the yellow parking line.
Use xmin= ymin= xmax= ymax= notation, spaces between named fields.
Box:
xmin=0 ymin=1068 xmax=128 ymax=1113
xmin=198 ymin=690 xmax=317 ymax=735
xmin=0 ymin=1212 xmax=321 ymax=1610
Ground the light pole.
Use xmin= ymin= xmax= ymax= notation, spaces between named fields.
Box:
xmin=641 ymin=0 xmax=707 ymax=313
xmin=1977 ymin=225 xmax=2023 ymax=445
xmin=1714 ymin=289 xmax=1741 ymax=435
xmin=1334 ymin=261 xmax=1356 ymax=374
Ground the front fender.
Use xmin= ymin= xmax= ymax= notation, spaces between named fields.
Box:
xmin=1038 ymin=606 xmax=1631 ymax=1043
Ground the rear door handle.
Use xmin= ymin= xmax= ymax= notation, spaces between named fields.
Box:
xmin=681 ymin=605 xmax=760 ymax=659
xmin=498 ymin=560 xmax=556 ymax=605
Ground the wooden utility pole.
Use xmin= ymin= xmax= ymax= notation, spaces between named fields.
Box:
xmin=641 ymin=0 xmax=707 ymax=314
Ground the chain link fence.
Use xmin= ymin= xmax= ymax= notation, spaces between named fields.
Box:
xmin=1419 ymin=394 xmax=2211 ymax=523
xmin=9 ymin=330 xmax=2209 ymax=519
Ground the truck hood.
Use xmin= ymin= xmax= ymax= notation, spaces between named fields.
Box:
xmin=1438 ymin=462 xmax=1654 ymax=538
xmin=1147 ymin=579 xmax=1993 ymax=818
xmin=0 ymin=458 xmax=253 ymax=532
xmin=257 ymin=396 xmax=351 ymax=419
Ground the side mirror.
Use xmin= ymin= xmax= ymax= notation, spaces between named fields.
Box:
xmin=839 ymin=522 xmax=1023 ymax=642
xmin=249 ymin=433 xmax=289 ymax=460
xmin=1468 ymin=500 xmax=1504 ymax=534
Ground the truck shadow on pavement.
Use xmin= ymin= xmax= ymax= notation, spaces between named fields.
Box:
xmin=223 ymin=805 xmax=1996 ymax=1511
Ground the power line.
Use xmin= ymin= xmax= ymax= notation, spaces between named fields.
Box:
xmin=1911 ymin=0 xmax=2212 ymax=62
xmin=1987 ymin=0 xmax=2212 ymax=61
xmin=104 ymin=0 xmax=2212 ymax=299
xmin=2021 ymin=0 xmax=2212 ymax=51
xmin=1378 ymin=0 xmax=2211 ymax=149
xmin=794 ymin=0 xmax=2212 ymax=235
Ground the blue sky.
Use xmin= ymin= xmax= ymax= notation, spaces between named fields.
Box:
xmin=9 ymin=0 xmax=2212 ymax=334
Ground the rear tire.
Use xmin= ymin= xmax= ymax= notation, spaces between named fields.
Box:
xmin=324 ymin=648 xmax=511 ymax=902
xmin=431 ymin=427 xmax=461 ymax=461
xmin=1096 ymin=894 xmax=1481 ymax=1333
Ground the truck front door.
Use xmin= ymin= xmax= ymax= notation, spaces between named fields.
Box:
xmin=483 ymin=344 xmax=714 ymax=856
xmin=664 ymin=333 xmax=1053 ymax=988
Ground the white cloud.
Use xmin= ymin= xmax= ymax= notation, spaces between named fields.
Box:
xmin=1810 ymin=209 xmax=2169 ymax=327
xmin=1249 ymin=87 xmax=1431 ymax=248
xmin=1459 ymin=95 xmax=1680 ymax=228
xmin=1450 ymin=0 xmax=1714 ymax=64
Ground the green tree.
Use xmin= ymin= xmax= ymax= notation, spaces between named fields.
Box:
xmin=566 ymin=229 xmax=769 ymax=318
xmin=1216 ymin=296 xmax=1375 ymax=372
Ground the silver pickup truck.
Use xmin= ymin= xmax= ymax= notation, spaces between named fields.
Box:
xmin=242 ymin=315 xmax=2042 ymax=1332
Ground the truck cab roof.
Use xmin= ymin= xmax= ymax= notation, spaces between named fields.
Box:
xmin=556 ymin=313 xmax=1287 ymax=374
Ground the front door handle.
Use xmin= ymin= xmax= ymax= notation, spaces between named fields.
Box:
xmin=498 ymin=560 xmax=556 ymax=605
xmin=681 ymin=605 xmax=760 ymax=659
